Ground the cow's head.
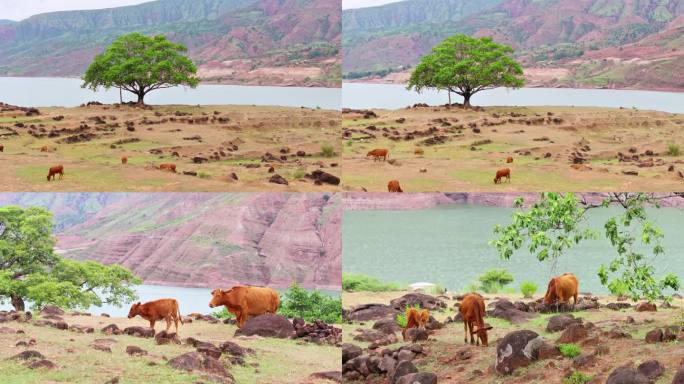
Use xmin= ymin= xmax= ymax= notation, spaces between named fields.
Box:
xmin=471 ymin=323 xmax=493 ymax=347
xmin=127 ymin=302 xmax=141 ymax=318
xmin=543 ymin=278 xmax=557 ymax=304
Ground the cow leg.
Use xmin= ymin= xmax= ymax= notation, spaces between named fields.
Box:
xmin=149 ymin=320 xmax=156 ymax=330
xmin=463 ymin=321 xmax=468 ymax=344
xmin=165 ymin=317 xmax=172 ymax=333
xmin=174 ymin=315 xmax=180 ymax=334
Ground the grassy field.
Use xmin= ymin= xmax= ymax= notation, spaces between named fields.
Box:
xmin=0 ymin=103 xmax=341 ymax=191
xmin=342 ymin=105 xmax=684 ymax=192
xmin=343 ymin=290 xmax=684 ymax=384
xmin=0 ymin=311 xmax=340 ymax=384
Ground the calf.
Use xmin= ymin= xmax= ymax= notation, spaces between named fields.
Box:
xmin=0 ymin=144 xmax=4 ymax=152
xmin=128 ymin=298 xmax=183 ymax=334
xmin=459 ymin=293 xmax=493 ymax=347
xmin=367 ymin=148 xmax=389 ymax=161
xmin=387 ymin=180 xmax=403 ymax=192
xmin=402 ymin=307 xmax=429 ymax=341
xmin=47 ymin=165 xmax=64 ymax=181
xmin=506 ymin=156 xmax=513 ymax=163
xmin=121 ymin=156 xmax=128 ymax=164
xmin=40 ymin=145 xmax=48 ymax=152
xmin=159 ymin=163 xmax=176 ymax=173
xmin=494 ymin=168 xmax=511 ymax=184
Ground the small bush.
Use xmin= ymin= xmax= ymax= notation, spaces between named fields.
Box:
xmin=667 ymin=143 xmax=681 ymax=156
xmin=342 ymin=274 xmax=400 ymax=292
xmin=277 ymin=283 xmax=342 ymax=324
xmin=520 ymin=281 xmax=538 ymax=298
xmin=478 ymin=269 xmax=514 ymax=293
xmin=563 ymin=371 xmax=593 ymax=384
xmin=346 ymin=139 xmax=353 ymax=146
xmin=198 ymin=171 xmax=211 ymax=179
xmin=211 ymin=307 xmax=234 ymax=319
xmin=293 ymin=169 xmax=306 ymax=179
xmin=321 ymin=144 xmax=336 ymax=158
xmin=558 ymin=343 xmax=581 ymax=358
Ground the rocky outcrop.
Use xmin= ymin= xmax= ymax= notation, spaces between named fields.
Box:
xmin=234 ymin=314 xmax=294 ymax=338
xmin=495 ymin=330 xmax=544 ymax=375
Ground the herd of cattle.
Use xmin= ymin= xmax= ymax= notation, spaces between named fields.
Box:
xmin=126 ymin=285 xmax=280 ymax=335
xmin=401 ymin=273 xmax=579 ymax=347
xmin=0 ymin=144 xmax=181 ymax=182
xmin=365 ymin=148 xmax=515 ymax=192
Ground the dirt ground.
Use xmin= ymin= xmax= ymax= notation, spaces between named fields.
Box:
xmin=342 ymin=290 xmax=684 ymax=384
xmin=342 ymin=105 xmax=684 ymax=192
xmin=0 ymin=311 xmax=339 ymax=384
xmin=0 ymin=103 xmax=341 ymax=191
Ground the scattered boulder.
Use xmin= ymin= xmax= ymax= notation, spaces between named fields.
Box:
xmin=168 ymin=352 xmax=233 ymax=381
xmin=69 ymin=324 xmax=94 ymax=334
xmin=345 ymin=304 xmax=400 ymax=322
xmin=645 ymin=328 xmax=664 ymax=343
xmin=220 ymin=341 xmax=253 ymax=357
xmin=606 ymin=364 xmax=650 ymax=384
xmin=154 ymin=330 xmax=181 ymax=345
xmin=27 ymin=359 xmax=56 ymax=369
xmin=11 ymin=350 xmax=44 ymax=361
xmin=489 ymin=299 xmax=537 ymax=324
xmin=373 ymin=318 xmax=402 ymax=335
xmin=234 ymin=314 xmax=294 ymax=338
xmin=390 ymin=293 xmax=446 ymax=310
xmin=556 ymin=323 xmax=588 ymax=343
xmin=126 ymin=345 xmax=147 ymax=356
xmin=123 ymin=326 xmax=155 ymax=338
xmin=395 ymin=372 xmax=437 ymax=384
xmin=637 ymin=360 xmax=664 ymax=381
xmin=342 ymin=343 xmax=362 ymax=364
xmin=495 ymin=330 xmax=544 ymax=375
xmin=636 ymin=302 xmax=657 ymax=312
xmin=268 ymin=174 xmax=288 ymax=185
xmin=101 ymin=324 xmax=122 ymax=335
xmin=39 ymin=305 xmax=64 ymax=316
xmin=309 ymin=371 xmax=342 ymax=383
xmin=673 ymin=366 xmax=684 ymax=384
xmin=547 ymin=314 xmax=582 ymax=332
xmin=388 ymin=360 xmax=418 ymax=384
xmin=403 ymin=328 xmax=429 ymax=342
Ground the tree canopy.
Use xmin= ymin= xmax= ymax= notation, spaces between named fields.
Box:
xmin=491 ymin=193 xmax=680 ymax=303
xmin=0 ymin=205 xmax=140 ymax=311
xmin=82 ymin=32 xmax=199 ymax=105
xmin=407 ymin=34 xmax=525 ymax=107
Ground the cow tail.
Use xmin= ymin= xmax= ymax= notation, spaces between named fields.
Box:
xmin=177 ymin=302 xmax=183 ymax=324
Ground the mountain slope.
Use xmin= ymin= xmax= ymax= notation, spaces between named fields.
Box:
xmin=0 ymin=0 xmax=341 ymax=87
xmin=342 ymin=0 xmax=684 ymax=91
xmin=0 ymin=193 xmax=341 ymax=290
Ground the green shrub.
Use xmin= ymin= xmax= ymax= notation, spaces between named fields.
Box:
xmin=667 ymin=143 xmax=681 ymax=156
xmin=198 ymin=171 xmax=211 ymax=179
xmin=321 ymin=144 xmax=336 ymax=158
xmin=520 ymin=281 xmax=538 ymax=298
xmin=478 ymin=269 xmax=514 ymax=293
xmin=277 ymin=283 xmax=342 ymax=323
xmin=293 ymin=169 xmax=306 ymax=179
xmin=211 ymin=307 xmax=234 ymax=319
xmin=346 ymin=139 xmax=353 ymax=146
xmin=342 ymin=274 xmax=400 ymax=292
xmin=558 ymin=343 xmax=581 ymax=358
xmin=563 ymin=371 xmax=593 ymax=384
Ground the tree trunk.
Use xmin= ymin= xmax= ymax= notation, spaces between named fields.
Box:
xmin=136 ymin=91 xmax=145 ymax=105
xmin=463 ymin=93 xmax=472 ymax=109
xmin=447 ymin=90 xmax=451 ymax=106
xmin=11 ymin=294 xmax=25 ymax=312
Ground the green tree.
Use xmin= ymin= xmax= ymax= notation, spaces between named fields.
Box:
xmin=277 ymin=283 xmax=342 ymax=323
xmin=407 ymin=34 xmax=525 ymax=108
xmin=82 ymin=33 xmax=199 ymax=105
xmin=477 ymin=269 xmax=514 ymax=293
xmin=0 ymin=206 xmax=140 ymax=311
xmin=491 ymin=193 xmax=681 ymax=303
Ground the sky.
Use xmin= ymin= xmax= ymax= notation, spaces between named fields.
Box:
xmin=342 ymin=0 xmax=405 ymax=9
xmin=0 ymin=0 xmax=152 ymax=21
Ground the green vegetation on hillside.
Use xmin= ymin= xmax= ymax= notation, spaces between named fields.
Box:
xmin=277 ymin=283 xmax=342 ymax=323
xmin=343 ymin=274 xmax=401 ymax=292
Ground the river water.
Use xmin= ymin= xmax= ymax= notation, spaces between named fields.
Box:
xmin=0 ymin=77 xmax=341 ymax=109
xmin=343 ymin=204 xmax=684 ymax=294
xmin=342 ymin=82 xmax=684 ymax=113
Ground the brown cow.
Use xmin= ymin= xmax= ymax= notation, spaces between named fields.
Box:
xmin=506 ymin=156 xmax=513 ymax=163
xmin=0 ymin=144 xmax=4 ymax=152
xmin=367 ymin=148 xmax=389 ymax=161
xmin=387 ymin=180 xmax=403 ymax=192
xmin=494 ymin=168 xmax=511 ymax=184
xmin=127 ymin=298 xmax=183 ymax=334
xmin=40 ymin=145 xmax=48 ymax=152
xmin=159 ymin=163 xmax=176 ymax=173
xmin=459 ymin=293 xmax=493 ymax=347
xmin=121 ymin=156 xmax=128 ymax=164
xmin=208 ymin=286 xmax=280 ymax=328
xmin=543 ymin=273 xmax=579 ymax=310
xmin=47 ymin=165 xmax=64 ymax=181
xmin=402 ymin=307 xmax=429 ymax=341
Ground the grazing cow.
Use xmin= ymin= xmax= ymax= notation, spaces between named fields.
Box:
xmin=543 ymin=273 xmax=579 ymax=310
xmin=506 ymin=156 xmax=513 ymax=163
xmin=159 ymin=163 xmax=176 ymax=173
xmin=40 ymin=145 xmax=48 ymax=152
xmin=47 ymin=165 xmax=64 ymax=181
xmin=387 ymin=180 xmax=403 ymax=192
xmin=0 ymin=144 xmax=4 ymax=152
xmin=127 ymin=298 xmax=183 ymax=334
xmin=367 ymin=148 xmax=389 ymax=161
xmin=494 ymin=168 xmax=511 ymax=184
xmin=459 ymin=293 xmax=493 ymax=347
xmin=208 ymin=286 xmax=280 ymax=328
xmin=121 ymin=156 xmax=128 ymax=164
xmin=402 ymin=307 xmax=429 ymax=341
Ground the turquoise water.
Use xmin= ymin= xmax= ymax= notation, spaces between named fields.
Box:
xmin=343 ymin=204 xmax=684 ymax=294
